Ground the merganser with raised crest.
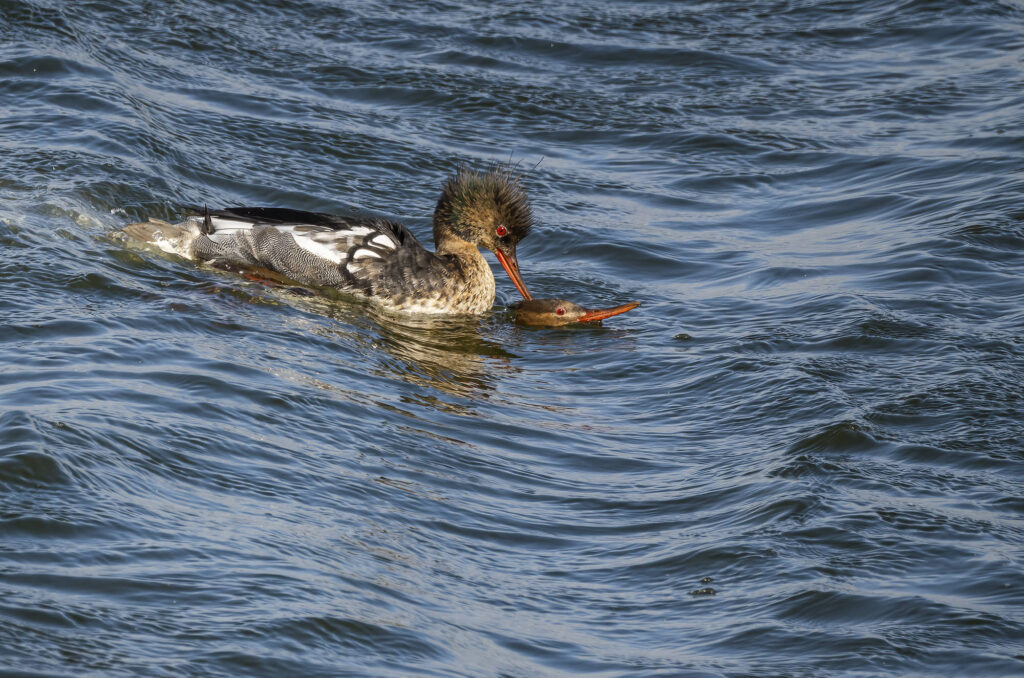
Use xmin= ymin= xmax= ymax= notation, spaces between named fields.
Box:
xmin=123 ymin=166 xmax=533 ymax=314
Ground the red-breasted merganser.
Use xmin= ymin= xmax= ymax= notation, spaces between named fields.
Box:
xmin=511 ymin=298 xmax=641 ymax=326
xmin=123 ymin=166 xmax=533 ymax=314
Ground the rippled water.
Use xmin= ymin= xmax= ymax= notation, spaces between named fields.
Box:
xmin=2 ymin=1 xmax=1024 ymax=676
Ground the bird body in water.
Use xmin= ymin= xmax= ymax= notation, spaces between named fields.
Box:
xmin=123 ymin=166 xmax=533 ymax=314
xmin=512 ymin=299 xmax=641 ymax=326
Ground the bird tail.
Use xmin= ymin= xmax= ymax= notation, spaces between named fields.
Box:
xmin=122 ymin=218 xmax=200 ymax=258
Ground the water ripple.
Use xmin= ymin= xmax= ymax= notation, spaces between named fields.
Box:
xmin=2 ymin=0 xmax=1024 ymax=676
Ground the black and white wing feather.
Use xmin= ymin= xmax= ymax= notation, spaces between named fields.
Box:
xmin=187 ymin=206 xmax=435 ymax=295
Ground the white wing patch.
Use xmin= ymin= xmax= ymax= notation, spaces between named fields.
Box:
xmin=204 ymin=214 xmax=398 ymax=269
xmin=286 ymin=225 xmax=393 ymax=266
xmin=207 ymin=217 xmax=257 ymax=238
xmin=323 ymin=225 xmax=373 ymax=238
xmin=291 ymin=230 xmax=346 ymax=264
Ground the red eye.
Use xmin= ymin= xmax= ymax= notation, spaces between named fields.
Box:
xmin=556 ymin=307 xmax=565 ymax=315
xmin=496 ymin=225 xmax=508 ymax=237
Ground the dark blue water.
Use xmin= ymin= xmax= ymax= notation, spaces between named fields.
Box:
xmin=2 ymin=1 xmax=1024 ymax=676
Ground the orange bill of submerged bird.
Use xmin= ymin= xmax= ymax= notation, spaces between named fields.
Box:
xmin=511 ymin=298 xmax=641 ymax=326
xmin=122 ymin=165 xmax=533 ymax=314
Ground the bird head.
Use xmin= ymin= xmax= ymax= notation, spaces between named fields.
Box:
xmin=434 ymin=165 xmax=533 ymax=299
xmin=511 ymin=298 xmax=641 ymax=326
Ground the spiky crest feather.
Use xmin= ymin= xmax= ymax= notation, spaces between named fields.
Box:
xmin=433 ymin=164 xmax=533 ymax=245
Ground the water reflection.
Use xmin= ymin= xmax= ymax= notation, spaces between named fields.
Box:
xmin=360 ymin=303 xmax=518 ymax=402
xmin=213 ymin=276 xmax=520 ymax=405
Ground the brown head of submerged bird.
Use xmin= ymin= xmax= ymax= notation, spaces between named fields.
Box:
xmin=511 ymin=298 xmax=641 ymax=326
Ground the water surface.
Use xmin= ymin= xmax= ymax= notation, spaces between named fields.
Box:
xmin=2 ymin=1 xmax=1023 ymax=676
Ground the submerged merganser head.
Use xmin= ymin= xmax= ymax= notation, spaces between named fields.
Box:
xmin=511 ymin=298 xmax=641 ymax=326
xmin=434 ymin=166 xmax=533 ymax=300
